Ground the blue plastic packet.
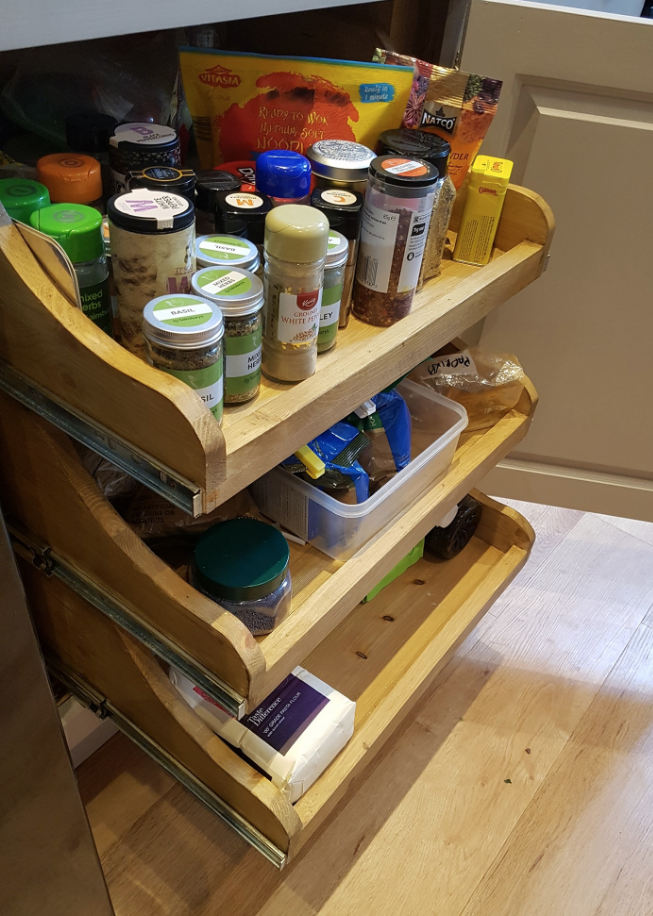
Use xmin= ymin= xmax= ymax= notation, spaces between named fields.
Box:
xmin=283 ymin=421 xmax=370 ymax=503
xmin=347 ymin=388 xmax=411 ymax=491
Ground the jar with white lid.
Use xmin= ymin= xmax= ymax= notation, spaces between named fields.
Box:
xmin=108 ymin=189 xmax=195 ymax=356
xmin=142 ymin=293 xmax=224 ymax=424
xmin=191 ymin=266 xmax=263 ymax=404
xmin=318 ymin=231 xmax=348 ymax=354
xmin=195 ymin=234 xmax=261 ymax=275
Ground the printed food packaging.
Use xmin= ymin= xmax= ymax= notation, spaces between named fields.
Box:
xmin=179 ymin=49 xmax=414 ymax=169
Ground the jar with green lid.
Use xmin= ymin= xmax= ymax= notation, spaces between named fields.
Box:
xmin=142 ymin=293 xmax=224 ymax=424
xmin=263 ymin=204 xmax=329 ymax=383
xmin=0 ymin=178 xmax=50 ymax=223
xmin=191 ymin=517 xmax=292 ymax=635
xmin=191 ymin=266 xmax=263 ymax=405
xmin=195 ymin=234 xmax=261 ymax=276
xmin=318 ymin=231 xmax=348 ymax=354
xmin=30 ymin=203 xmax=114 ymax=338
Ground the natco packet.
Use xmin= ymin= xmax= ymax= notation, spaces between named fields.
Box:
xmin=179 ymin=48 xmax=414 ymax=169
xmin=374 ymin=49 xmax=502 ymax=190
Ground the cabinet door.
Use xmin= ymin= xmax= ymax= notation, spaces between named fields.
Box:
xmin=461 ymin=0 xmax=653 ymax=521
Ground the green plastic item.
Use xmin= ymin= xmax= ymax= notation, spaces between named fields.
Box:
xmin=362 ymin=538 xmax=425 ymax=603
xmin=0 ymin=178 xmax=50 ymax=222
xmin=29 ymin=203 xmax=103 ymax=262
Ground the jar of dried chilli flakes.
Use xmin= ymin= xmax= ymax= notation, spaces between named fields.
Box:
xmin=353 ymin=155 xmax=438 ymax=327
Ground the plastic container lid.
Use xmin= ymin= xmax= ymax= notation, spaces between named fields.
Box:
xmin=256 ymin=150 xmax=311 ymax=200
xmin=369 ymin=155 xmax=439 ymax=189
xmin=377 ymin=129 xmax=450 ymax=179
xmin=215 ymin=190 xmax=272 ymax=245
xmin=191 ymin=266 xmax=264 ymax=316
xmin=195 ymin=234 xmax=259 ymax=270
xmin=195 ymin=170 xmax=240 ymax=212
xmin=306 ymin=140 xmax=375 ymax=182
xmin=108 ymin=189 xmax=194 ymax=233
xmin=30 ymin=203 xmax=104 ymax=262
xmin=110 ymin=122 xmax=179 ymax=152
xmin=128 ymin=167 xmax=196 ymax=198
xmin=326 ymin=230 xmax=348 ymax=269
xmin=193 ymin=518 xmax=290 ymax=602
xmin=264 ymin=205 xmax=329 ymax=263
xmin=36 ymin=153 xmax=102 ymax=204
xmin=309 ymin=187 xmax=363 ymax=240
xmin=0 ymin=178 xmax=50 ymax=222
xmin=65 ymin=113 xmax=118 ymax=154
xmin=218 ymin=160 xmax=257 ymax=191
xmin=143 ymin=293 xmax=223 ymax=349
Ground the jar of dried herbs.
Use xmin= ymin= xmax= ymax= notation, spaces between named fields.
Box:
xmin=318 ymin=231 xmax=348 ymax=354
xmin=352 ymin=156 xmax=438 ymax=327
xmin=142 ymin=293 xmax=224 ymax=424
xmin=191 ymin=266 xmax=263 ymax=404
xmin=262 ymin=205 xmax=329 ymax=383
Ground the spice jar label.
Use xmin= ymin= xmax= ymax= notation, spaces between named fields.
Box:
xmin=199 ymin=270 xmax=252 ymax=297
xmin=356 ymin=204 xmax=399 ymax=293
xmin=225 ymin=192 xmax=264 ymax=209
xmin=320 ymin=189 xmax=358 ymax=206
xmin=112 ymin=124 xmax=177 ymax=147
xmin=320 ymin=283 xmax=342 ymax=327
xmin=397 ymin=210 xmax=432 ymax=292
xmin=383 ymin=158 xmax=429 ymax=177
xmin=153 ymin=296 xmax=214 ymax=326
xmin=166 ymin=360 xmax=224 ymax=422
xmin=225 ymin=329 xmax=263 ymax=396
xmin=199 ymin=237 xmax=253 ymax=259
xmin=114 ymin=189 xmax=190 ymax=229
xmin=276 ymin=290 xmax=322 ymax=344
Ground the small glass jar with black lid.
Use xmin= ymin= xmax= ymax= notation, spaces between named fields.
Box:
xmin=109 ymin=122 xmax=181 ymax=194
xmin=128 ymin=166 xmax=196 ymax=204
xmin=195 ymin=170 xmax=241 ymax=235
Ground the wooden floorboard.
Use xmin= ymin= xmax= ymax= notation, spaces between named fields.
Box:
xmin=78 ymin=501 xmax=653 ymax=916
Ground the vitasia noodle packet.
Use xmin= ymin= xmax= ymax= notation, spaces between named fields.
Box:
xmin=179 ymin=49 xmax=414 ymax=169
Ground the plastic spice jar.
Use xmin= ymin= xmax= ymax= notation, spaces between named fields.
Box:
xmin=214 ymin=189 xmax=272 ymax=247
xmin=108 ymin=189 xmax=195 ymax=356
xmin=194 ymin=234 xmax=260 ymax=274
xmin=191 ymin=518 xmax=292 ymax=635
xmin=128 ymin=167 xmax=196 ymax=205
xmin=256 ymin=150 xmax=312 ymax=206
xmin=306 ymin=140 xmax=376 ymax=194
xmin=36 ymin=153 xmax=103 ymax=211
xmin=262 ymin=204 xmax=329 ymax=383
xmin=318 ymin=231 xmax=348 ymax=354
xmin=30 ymin=203 xmax=114 ymax=338
xmin=194 ymin=170 xmax=240 ymax=235
xmin=0 ymin=178 xmax=50 ymax=222
xmin=191 ymin=266 xmax=263 ymax=405
xmin=353 ymin=156 xmax=439 ymax=327
xmin=109 ymin=122 xmax=181 ymax=194
xmin=143 ymin=293 xmax=224 ymax=424
xmin=310 ymin=186 xmax=363 ymax=329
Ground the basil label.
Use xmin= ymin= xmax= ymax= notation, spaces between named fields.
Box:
xmin=164 ymin=360 xmax=223 ymax=422
xmin=152 ymin=296 xmax=214 ymax=326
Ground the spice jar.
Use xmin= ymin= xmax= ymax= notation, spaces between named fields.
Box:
xmin=318 ymin=231 xmax=348 ymax=354
xmin=218 ymin=160 xmax=257 ymax=192
xmin=214 ymin=189 xmax=272 ymax=251
xmin=143 ymin=293 xmax=224 ymax=424
xmin=109 ymin=122 xmax=181 ymax=194
xmin=191 ymin=518 xmax=292 ymax=635
xmin=36 ymin=153 xmax=103 ymax=211
xmin=195 ymin=234 xmax=260 ymax=275
xmin=306 ymin=140 xmax=375 ymax=194
xmin=191 ymin=266 xmax=263 ymax=405
xmin=256 ymin=150 xmax=312 ymax=206
xmin=310 ymin=186 xmax=363 ymax=329
xmin=108 ymin=189 xmax=195 ymax=355
xmin=377 ymin=129 xmax=453 ymax=284
xmin=262 ymin=205 xmax=329 ymax=383
xmin=353 ymin=156 xmax=438 ymax=327
xmin=0 ymin=178 xmax=50 ymax=223
xmin=30 ymin=203 xmax=114 ymax=338
xmin=195 ymin=170 xmax=240 ymax=235
xmin=65 ymin=113 xmax=117 ymax=204
xmin=128 ymin=167 xmax=196 ymax=205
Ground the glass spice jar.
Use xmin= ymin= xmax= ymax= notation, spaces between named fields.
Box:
xmin=306 ymin=140 xmax=375 ymax=195
xmin=194 ymin=234 xmax=260 ymax=274
xmin=318 ymin=231 xmax=348 ymax=354
xmin=142 ymin=293 xmax=224 ymax=424
xmin=109 ymin=122 xmax=181 ymax=194
xmin=262 ymin=205 xmax=329 ymax=383
xmin=128 ymin=166 xmax=196 ymax=205
xmin=191 ymin=266 xmax=263 ymax=404
xmin=353 ymin=156 xmax=438 ymax=327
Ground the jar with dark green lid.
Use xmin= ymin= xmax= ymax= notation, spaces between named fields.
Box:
xmin=0 ymin=178 xmax=50 ymax=223
xmin=30 ymin=203 xmax=114 ymax=337
xmin=191 ymin=518 xmax=292 ymax=635
xmin=318 ymin=231 xmax=348 ymax=354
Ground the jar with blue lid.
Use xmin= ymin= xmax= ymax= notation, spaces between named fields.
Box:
xmin=256 ymin=150 xmax=312 ymax=206
xmin=142 ymin=293 xmax=224 ymax=424
xmin=191 ymin=266 xmax=263 ymax=405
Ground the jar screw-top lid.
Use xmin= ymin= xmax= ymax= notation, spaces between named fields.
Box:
xmin=264 ymin=204 xmax=329 ymax=263
xmin=143 ymin=294 xmax=224 ymax=349
xmin=306 ymin=140 xmax=376 ymax=181
xmin=325 ymin=230 xmax=349 ymax=268
xmin=29 ymin=203 xmax=104 ymax=261
xmin=191 ymin=267 xmax=264 ymax=316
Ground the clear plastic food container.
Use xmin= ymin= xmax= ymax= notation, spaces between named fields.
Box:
xmin=251 ymin=380 xmax=467 ymax=560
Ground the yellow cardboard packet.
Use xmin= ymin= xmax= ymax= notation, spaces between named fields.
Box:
xmin=453 ymin=155 xmax=513 ymax=266
xmin=179 ymin=48 xmax=414 ymax=169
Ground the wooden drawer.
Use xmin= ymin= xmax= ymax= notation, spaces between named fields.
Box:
xmin=0 ymin=376 xmax=537 ymax=714
xmin=16 ymin=489 xmax=533 ymax=866
xmin=0 ymin=185 xmax=553 ymax=516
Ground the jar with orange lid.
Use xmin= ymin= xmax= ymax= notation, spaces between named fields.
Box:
xmin=36 ymin=153 xmax=103 ymax=213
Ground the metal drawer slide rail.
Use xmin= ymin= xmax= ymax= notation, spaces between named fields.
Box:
xmin=11 ymin=526 xmax=247 ymax=719
xmin=50 ymin=660 xmax=286 ymax=869
xmin=0 ymin=361 xmax=202 ymax=516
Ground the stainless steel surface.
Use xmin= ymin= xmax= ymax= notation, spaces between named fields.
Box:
xmin=0 ymin=360 xmax=203 ymax=516
xmin=10 ymin=525 xmax=247 ymax=719
xmin=0 ymin=508 xmax=115 ymax=916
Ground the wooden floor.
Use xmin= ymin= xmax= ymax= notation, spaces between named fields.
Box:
xmin=78 ymin=500 xmax=653 ymax=916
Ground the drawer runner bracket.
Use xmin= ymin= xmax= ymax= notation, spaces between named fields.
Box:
xmin=0 ymin=360 xmax=202 ymax=516
xmin=11 ymin=525 xmax=247 ymax=719
xmin=50 ymin=659 xmax=287 ymax=869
